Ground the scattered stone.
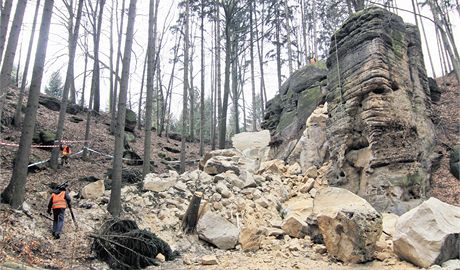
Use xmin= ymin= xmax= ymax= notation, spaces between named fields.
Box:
xmin=197 ymin=211 xmax=239 ymax=250
xmin=156 ymin=253 xmax=165 ymax=262
xmin=281 ymin=216 xmax=309 ymax=238
xmin=258 ymin=159 xmax=286 ymax=175
xmin=304 ymin=166 xmax=318 ymax=179
xmin=300 ymin=178 xmax=315 ymax=193
xmin=287 ymin=163 xmax=302 ymax=175
xmin=81 ymin=180 xmax=105 ymax=200
xmin=308 ymin=188 xmax=317 ymax=198
xmin=393 ymin=197 xmax=460 ymax=268
xmin=442 ymin=259 xmax=460 ymax=270
xmin=314 ymin=244 xmax=327 ymax=254
xmin=125 ymin=109 xmax=137 ymax=132
xmin=201 ymin=255 xmax=218 ymax=265
xmin=239 ymin=227 xmax=264 ymax=252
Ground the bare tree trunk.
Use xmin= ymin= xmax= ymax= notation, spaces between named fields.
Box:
xmin=143 ymin=0 xmax=159 ymax=178
xmin=110 ymin=0 xmax=126 ymax=134
xmin=137 ymin=53 xmax=147 ymax=130
xmin=254 ymin=0 xmax=266 ymax=118
xmin=1 ymin=0 xmax=54 ymax=208
xmin=428 ymin=0 xmax=460 ymax=82
xmin=249 ymin=0 xmax=256 ymax=131
xmin=199 ymin=0 xmax=205 ymax=156
xmin=50 ymin=0 xmax=83 ymax=169
xmin=412 ymin=0 xmax=436 ymax=77
xmin=219 ymin=6 xmax=232 ymax=149
xmin=91 ymin=0 xmax=106 ymax=113
xmin=109 ymin=0 xmax=115 ymax=113
xmin=80 ymin=49 xmax=88 ymax=107
xmin=180 ymin=0 xmax=190 ymax=173
xmin=15 ymin=44 xmax=21 ymax=86
xmin=189 ymin=38 xmax=195 ymax=141
xmin=216 ymin=7 xmax=223 ymax=148
xmin=108 ymin=0 xmax=137 ymax=217
xmin=0 ymin=0 xmax=12 ymax=65
xmin=13 ymin=0 xmax=41 ymax=127
xmin=284 ymin=0 xmax=293 ymax=76
xmin=161 ymin=34 xmax=181 ymax=136
xmin=0 ymin=0 xmax=27 ymax=124
xmin=275 ymin=7 xmax=282 ymax=90
xmin=231 ymin=41 xmax=239 ymax=135
xmin=65 ymin=0 xmax=77 ymax=104
xmin=300 ymin=0 xmax=308 ymax=64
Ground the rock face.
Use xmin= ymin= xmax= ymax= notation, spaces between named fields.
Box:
xmin=325 ymin=7 xmax=435 ymax=213
xmin=299 ymin=104 xmax=329 ymax=172
xmin=261 ymin=64 xmax=327 ymax=161
xmin=197 ymin=211 xmax=239 ymax=250
xmin=313 ymin=187 xmax=382 ymax=263
xmin=393 ymin=197 xmax=460 ymax=268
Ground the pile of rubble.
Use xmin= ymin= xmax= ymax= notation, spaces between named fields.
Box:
xmin=74 ymin=129 xmax=460 ymax=269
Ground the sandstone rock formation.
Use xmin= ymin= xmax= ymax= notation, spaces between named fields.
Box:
xmin=324 ymin=7 xmax=435 ymax=213
xmin=393 ymin=197 xmax=460 ymax=268
xmin=313 ymin=187 xmax=382 ymax=263
xmin=261 ymin=64 xmax=327 ymax=161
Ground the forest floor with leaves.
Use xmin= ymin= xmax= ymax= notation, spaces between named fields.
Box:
xmin=0 ymin=73 xmax=459 ymax=270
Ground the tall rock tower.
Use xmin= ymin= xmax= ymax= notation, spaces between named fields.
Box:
xmin=325 ymin=7 xmax=435 ymax=213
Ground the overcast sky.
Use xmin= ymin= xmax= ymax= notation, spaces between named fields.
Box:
xmin=12 ymin=0 xmax=460 ymax=119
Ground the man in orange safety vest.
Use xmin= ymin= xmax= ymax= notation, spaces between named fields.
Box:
xmin=60 ymin=144 xmax=71 ymax=165
xmin=47 ymin=183 xmax=72 ymax=239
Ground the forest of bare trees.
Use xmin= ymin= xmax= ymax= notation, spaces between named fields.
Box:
xmin=0 ymin=0 xmax=458 ymax=214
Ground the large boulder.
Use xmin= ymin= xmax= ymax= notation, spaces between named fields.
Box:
xmin=261 ymin=64 xmax=327 ymax=161
xmin=393 ymin=197 xmax=460 ymax=268
xmin=125 ymin=109 xmax=137 ymax=132
xmin=199 ymin=149 xmax=240 ymax=170
xmin=231 ymin=130 xmax=270 ymax=152
xmin=81 ymin=180 xmax=105 ymax=199
xmin=38 ymin=95 xmax=83 ymax=115
xmin=313 ymin=187 xmax=382 ymax=263
xmin=143 ymin=171 xmax=178 ymax=192
xmin=324 ymin=7 xmax=435 ymax=213
xmin=203 ymin=156 xmax=240 ymax=176
xmin=197 ymin=211 xmax=239 ymax=250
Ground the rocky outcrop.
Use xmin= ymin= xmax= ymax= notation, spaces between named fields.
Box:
xmin=313 ymin=187 xmax=382 ymax=263
xmin=38 ymin=95 xmax=83 ymax=115
xmin=325 ymin=7 xmax=435 ymax=213
xmin=125 ymin=109 xmax=137 ymax=132
xmin=261 ymin=64 xmax=327 ymax=161
xmin=393 ymin=197 xmax=460 ymax=268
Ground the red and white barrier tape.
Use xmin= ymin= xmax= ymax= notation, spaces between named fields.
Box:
xmin=0 ymin=141 xmax=60 ymax=148
xmin=1 ymin=139 xmax=91 ymax=148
